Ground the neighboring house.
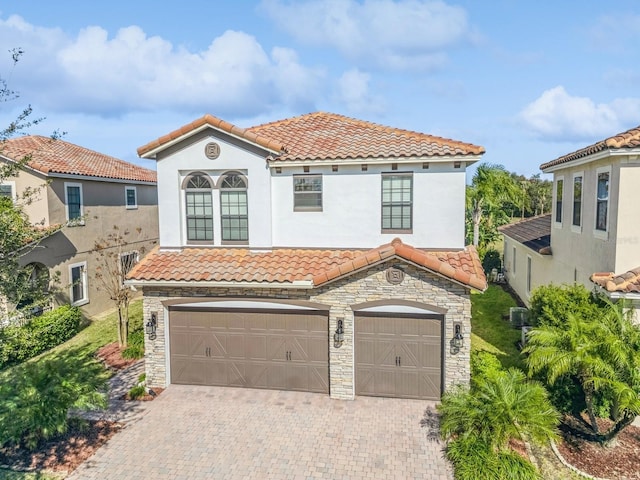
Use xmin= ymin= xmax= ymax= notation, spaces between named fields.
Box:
xmin=127 ymin=112 xmax=487 ymax=401
xmin=501 ymin=125 xmax=640 ymax=320
xmin=0 ymin=135 xmax=159 ymax=317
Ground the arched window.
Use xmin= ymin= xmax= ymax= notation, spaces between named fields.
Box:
xmin=184 ymin=173 xmax=213 ymax=242
xmin=219 ymin=172 xmax=248 ymax=242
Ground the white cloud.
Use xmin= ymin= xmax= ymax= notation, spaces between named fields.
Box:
xmin=0 ymin=15 xmax=324 ymax=118
xmin=518 ymin=86 xmax=640 ymax=141
xmin=260 ymin=0 xmax=472 ymax=70
xmin=335 ymin=68 xmax=384 ymax=113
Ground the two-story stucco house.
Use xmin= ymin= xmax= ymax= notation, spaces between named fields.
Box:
xmin=127 ymin=112 xmax=487 ymax=400
xmin=501 ymin=125 xmax=640 ymax=320
xmin=0 ymin=135 xmax=159 ymax=317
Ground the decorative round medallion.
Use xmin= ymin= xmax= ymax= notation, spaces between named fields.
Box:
xmin=205 ymin=142 xmax=221 ymax=159
xmin=386 ymin=267 xmax=405 ymax=285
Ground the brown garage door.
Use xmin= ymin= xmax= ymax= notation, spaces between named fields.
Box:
xmin=355 ymin=314 xmax=443 ymax=400
xmin=169 ymin=308 xmax=329 ymax=393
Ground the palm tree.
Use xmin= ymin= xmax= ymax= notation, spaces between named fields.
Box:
xmin=524 ymin=300 xmax=640 ymax=445
xmin=439 ymin=368 xmax=559 ymax=450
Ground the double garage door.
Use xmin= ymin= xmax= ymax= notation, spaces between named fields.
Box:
xmin=169 ymin=307 xmax=443 ymax=400
xmin=169 ymin=308 xmax=329 ymax=393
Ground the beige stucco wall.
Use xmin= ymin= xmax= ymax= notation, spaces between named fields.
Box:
xmin=140 ymin=260 xmax=472 ymax=400
xmin=19 ymin=178 xmax=159 ymax=317
xmin=0 ymin=160 xmax=51 ymax=225
xmin=503 ymin=237 xmax=555 ymax=307
xmin=614 ymin=163 xmax=640 ymax=273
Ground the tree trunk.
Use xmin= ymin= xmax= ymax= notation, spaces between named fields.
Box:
xmin=584 ymin=387 xmax=601 ymax=435
xmin=601 ymin=412 xmax=636 ymax=447
xmin=472 ymin=207 xmax=481 ymax=247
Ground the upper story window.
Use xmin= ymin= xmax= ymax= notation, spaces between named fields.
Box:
xmin=0 ymin=182 xmax=14 ymax=200
xmin=572 ymin=175 xmax=582 ymax=228
xmin=381 ymin=173 xmax=413 ymax=232
xmin=64 ymin=182 xmax=84 ymax=225
xmin=184 ymin=173 xmax=213 ymax=242
xmin=554 ymin=178 xmax=563 ymax=224
xmin=595 ymin=170 xmax=610 ymax=232
xmin=120 ymin=251 xmax=139 ymax=276
xmin=293 ymin=175 xmax=322 ymax=211
xmin=125 ymin=186 xmax=137 ymax=209
xmin=219 ymin=172 xmax=248 ymax=243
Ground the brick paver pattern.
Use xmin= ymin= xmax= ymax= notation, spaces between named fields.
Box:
xmin=69 ymin=385 xmax=453 ymax=480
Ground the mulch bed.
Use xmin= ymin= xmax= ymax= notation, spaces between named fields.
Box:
xmin=1 ymin=342 xmax=149 ymax=475
xmin=0 ymin=419 xmax=122 ymax=475
xmin=557 ymin=418 xmax=640 ymax=479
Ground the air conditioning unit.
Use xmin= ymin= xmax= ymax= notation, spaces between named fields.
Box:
xmin=509 ymin=307 xmax=530 ymax=328
xmin=521 ymin=326 xmax=532 ymax=346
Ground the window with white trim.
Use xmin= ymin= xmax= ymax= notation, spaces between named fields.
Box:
xmin=595 ymin=170 xmax=609 ymax=232
xmin=526 ymin=256 xmax=532 ymax=294
xmin=219 ymin=172 xmax=248 ymax=242
xmin=64 ymin=182 xmax=84 ymax=224
xmin=382 ymin=173 xmax=413 ymax=232
xmin=184 ymin=173 xmax=214 ymax=242
xmin=554 ymin=178 xmax=563 ymax=224
xmin=125 ymin=186 xmax=137 ymax=209
xmin=69 ymin=261 xmax=88 ymax=305
xmin=572 ymin=174 xmax=582 ymax=228
xmin=119 ymin=251 xmax=139 ymax=276
xmin=0 ymin=182 xmax=15 ymax=200
xmin=293 ymin=175 xmax=322 ymax=211
xmin=512 ymin=246 xmax=516 ymax=274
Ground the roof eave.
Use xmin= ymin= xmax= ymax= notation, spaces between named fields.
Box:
xmin=268 ymin=154 xmax=483 ymax=167
xmin=124 ymin=279 xmax=314 ymax=289
xmin=541 ymin=148 xmax=640 ymax=173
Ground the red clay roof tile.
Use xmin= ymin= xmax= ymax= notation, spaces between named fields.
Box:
xmin=128 ymin=239 xmax=487 ymax=291
xmin=1 ymin=136 xmax=156 ymax=183
xmin=591 ymin=267 xmax=640 ymax=294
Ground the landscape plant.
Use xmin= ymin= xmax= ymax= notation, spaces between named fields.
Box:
xmin=525 ymin=298 xmax=640 ymax=445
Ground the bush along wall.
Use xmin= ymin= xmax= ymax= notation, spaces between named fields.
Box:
xmin=0 ymin=305 xmax=81 ymax=369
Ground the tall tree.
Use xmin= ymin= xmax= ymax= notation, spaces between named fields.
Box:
xmin=466 ymin=164 xmax=519 ymax=249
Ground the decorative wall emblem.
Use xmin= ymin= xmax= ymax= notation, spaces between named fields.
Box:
xmin=205 ymin=142 xmax=221 ymax=159
xmin=386 ymin=267 xmax=405 ymax=285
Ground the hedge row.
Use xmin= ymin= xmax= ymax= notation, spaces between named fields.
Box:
xmin=0 ymin=305 xmax=81 ymax=369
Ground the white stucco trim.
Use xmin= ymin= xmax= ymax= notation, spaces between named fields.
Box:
xmin=356 ymin=305 xmax=442 ymax=315
xmin=542 ymin=148 xmax=640 ymax=173
xmin=171 ymin=300 xmax=320 ymax=310
xmin=268 ymin=154 xmax=483 ymax=168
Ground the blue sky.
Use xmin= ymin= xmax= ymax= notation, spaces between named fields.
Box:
xmin=1 ymin=0 xmax=639 ymax=176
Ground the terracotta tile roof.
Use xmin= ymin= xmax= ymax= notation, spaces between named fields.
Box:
xmin=541 ymin=125 xmax=640 ymax=171
xmin=248 ymin=112 xmax=485 ymax=162
xmin=137 ymin=114 xmax=286 ymax=158
xmin=127 ymin=239 xmax=486 ymax=291
xmin=499 ymin=214 xmax=552 ymax=255
xmin=591 ymin=267 xmax=640 ymax=294
xmin=1 ymin=136 xmax=156 ymax=183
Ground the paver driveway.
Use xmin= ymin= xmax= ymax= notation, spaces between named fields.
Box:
xmin=69 ymin=385 xmax=453 ymax=480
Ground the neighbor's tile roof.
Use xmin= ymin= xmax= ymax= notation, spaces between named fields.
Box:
xmin=137 ymin=114 xmax=286 ymax=158
xmin=248 ymin=112 xmax=485 ymax=162
xmin=127 ymin=238 xmax=487 ymax=291
xmin=499 ymin=214 xmax=552 ymax=255
xmin=137 ymin=112 xmax=485 ymax=161
xmin=591 ymin=267 xmax=640 ymax=294
xmin=540 ymin=125 xmax=640 ymax=171
xmin=1 ymin=135 xmax=156 ymax=183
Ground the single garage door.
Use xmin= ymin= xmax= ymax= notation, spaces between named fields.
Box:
xmin=169 ymin=308 xmax=329 ymax=393
xmin=355 ymin=313 xmax=443 ymax=400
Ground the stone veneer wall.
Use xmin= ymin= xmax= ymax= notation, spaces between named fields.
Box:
xmin=141 ymin=259 xmax=472 ymax=400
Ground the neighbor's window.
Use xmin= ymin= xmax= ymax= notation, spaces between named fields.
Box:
xmin=125 ymin=186 xmax=137 ymax=209
xmin=69 ymin=261 xmax=88 ymax=305
xmin=293 ymin=175 xmax=322 ymax=211
xmin=596 ymin=171 xmax=609 ymax=232
xmin=527 ymin=256 xmax=532 ymax=294
xmin=185 ymin=173 xmax=214 ymax=242
xmin=512 ymin=246 xmax=516 ymax=274
xmin=65 ymin=182 xmax=84 ymax=223
xmin=554 ymin=178 xmax=563 ymax=224
xmin=382 ymin=173 xmax=413 ymax=232
xmin=220 ymin=172 xmax=248 ymax=242
xmin=572 ymin=175 xmax=582 ymax=227
xmin=120 ymin=251 xmax=139 ymax=276
xmin=0 ymin=183 xmax=14 ymax=200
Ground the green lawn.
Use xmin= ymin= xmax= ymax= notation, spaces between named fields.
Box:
xmin=0 ymin=300 xmax=143 ymax=479
xmin=471 ymin=284 xmax=525 ymax=370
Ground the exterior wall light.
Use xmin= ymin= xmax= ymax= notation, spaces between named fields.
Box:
xmin=334 ymin=318 xmax=344 ymax=345
xmin=452 ymin=322 xmax=463 ymax=348
xmin=146 ymin=312 xmax=157 ymax=340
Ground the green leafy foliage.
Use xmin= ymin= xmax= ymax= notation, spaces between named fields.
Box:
xmin=0 ymin=305 xmax=81 ymax=369
xmin=481 ymin=248 xmax=502 ymax=275
xmin=0 ymin=348 xmax=107 ymax=449
xmin=528 ymin=283 xmax=602 ymax=327
xmin=525 ymin=299 xmax=640 ymax=444
xmin=127 ymin=384 xmax=146 ymax=400
xmin=121 ymin=328 xmax=145 ymax=359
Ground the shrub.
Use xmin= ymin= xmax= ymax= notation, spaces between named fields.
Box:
xmin=128 ymin=384 xmax=146 ymax=400
xmin=528 ymin=283 xmax=602 ymax=327
xmin=481 ymin=248 xmax=502 ymax=276
xmin=0 ymin=349 xmax=107 ymax=449
xmin=121 ymin=329 xmax=144 ymax=359
xmin=0 ymin=305 xmax=81 ymax=369
xmin=471 ymin=351 xmax=503 ymax=383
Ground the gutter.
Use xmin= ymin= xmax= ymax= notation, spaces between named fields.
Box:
xmin=124 ymin=279 xmax=314 ymax=289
